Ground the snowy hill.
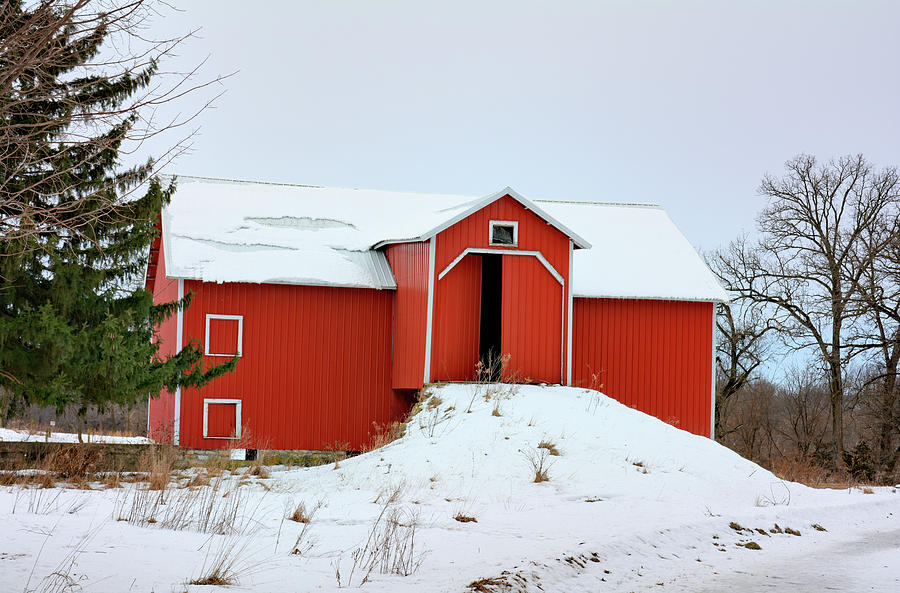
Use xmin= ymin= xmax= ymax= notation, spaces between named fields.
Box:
xmin=2 ymin=384 xmax=896 ymax=592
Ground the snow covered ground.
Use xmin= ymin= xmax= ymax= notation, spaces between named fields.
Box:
xmin=2 ymin=384 xmax=897 ymax=592
xmin=0 ymin=427 xmax=151 ymax=444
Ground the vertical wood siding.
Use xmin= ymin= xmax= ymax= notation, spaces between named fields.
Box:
xmin=572 ymin=298 xmax=713 ymax=436
xmin=432 ymin=254 xmax=481 ymax=381
xmin=432 ymin=195 xmax=571 ymax=382
xmin=385 ymin=243 xmax=430 ymax=389
xmin=502 ymin=255 xmax=563 ymax=383
xmin=147 ymin=237 xmax=178 ymax=443
xmin=176 ymin=282 xmax=402 ymax=450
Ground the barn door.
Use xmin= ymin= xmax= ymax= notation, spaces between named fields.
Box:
xmin=431 ymin=254 xmax=482 ymax=381
xmin=501 ymin=255 xmax=563 ymax=383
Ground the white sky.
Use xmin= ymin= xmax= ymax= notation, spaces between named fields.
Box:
xmin=143 ymin=0 xmax=900 ymax=253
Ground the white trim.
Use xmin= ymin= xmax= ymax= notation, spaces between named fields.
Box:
xmin=372 ymin=186 xmax=592 ymax=250
xmin=559 ymin=280 xmax=565 ymax=384
xmin=572 ymin=293 xmax=727 ymax=303
xmin=710 ymin=304 xmax=716 ymax=440
xmin=438 ymin=248 xmax=564 ymax=285
xmin=174 ymin=279 xmax=184 ymax=446
xmin=488 ymin=220 xmax=518 ymax=246
xmin=566 ymin=240 xmax=573 ymax=386
xmin=423 ymin=237 xmax=436 ymax=384
xmin=204 ymin=314 xmax=244 ymax=357
xmin=202 ymin=398 xmax=242 ymax=439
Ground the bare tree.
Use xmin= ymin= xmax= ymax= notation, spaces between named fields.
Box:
xmin=0 ymin=0 xmax=224 ymax=255
xmin=711 ymin=300 xmax=776 ymax=440
xmin=852 ymin=221 xmax=900 ymax=477
xmin=714 ymin=154 xmax=900 ymax=468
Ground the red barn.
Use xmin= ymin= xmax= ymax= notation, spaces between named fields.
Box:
xmin=146 ymin=178 xmax=728 ymax=450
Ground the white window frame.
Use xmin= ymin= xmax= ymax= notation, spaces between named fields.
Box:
xmin=489 ymin=220 xmax=518 ymax=247
xmin=204 ymin=314 xmax=243 ymax=357
xmin=203 ymin=398 xmax=242 ymax=439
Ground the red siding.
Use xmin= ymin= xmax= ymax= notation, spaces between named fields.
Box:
xmin=573 ymin=298 xmax=713 ymax=436
xmin=177 ymin=282 xmax=404 ymax=450
xmin=432 ymin=195 xmax=571 ymax=382
xmin=385 ymin=243 xmax=430 ymax=389
xmin=432 ymin=254 xmax=481 ymax=381
xmin=502 ymin=255 xmax=564 ymax=383
xmin=147 ymin=236 xmax=178 ymax=443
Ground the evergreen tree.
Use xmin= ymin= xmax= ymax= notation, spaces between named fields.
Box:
xmin=0 ymin=1 xmax=234 ymax=420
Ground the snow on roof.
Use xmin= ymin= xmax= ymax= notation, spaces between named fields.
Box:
xmin=538 ymin=201 xmax=730 ymax=301
xmin=162 ymin=177 xmax=727 ymax=301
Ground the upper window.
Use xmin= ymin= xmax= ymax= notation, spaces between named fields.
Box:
xmin=489 ymin=220 xmax=518 ymax=246
xmin=205 ymin=314 xmax=243 ymax=357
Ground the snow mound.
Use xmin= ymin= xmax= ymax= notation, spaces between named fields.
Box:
xmin=283 ymin=384 xmax=788 ymax=507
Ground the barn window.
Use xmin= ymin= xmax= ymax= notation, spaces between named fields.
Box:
xmin=489 ymin=220 xmax=518 ymax=246
xmin=203 ymin=398 xmax=241 ymax=439
xmin=205 ymin=314 xmax=243 ymax=357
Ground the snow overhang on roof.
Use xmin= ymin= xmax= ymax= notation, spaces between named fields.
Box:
xmin=371 ymin=186 xmax=592 ymax=250
xmin=159 ymin=177 xmax=728 ymax=301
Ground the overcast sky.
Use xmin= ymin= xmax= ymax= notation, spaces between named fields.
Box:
xmin=144 ymin=0 xmax=900 ymax=253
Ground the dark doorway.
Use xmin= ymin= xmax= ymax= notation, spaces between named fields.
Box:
xmin=478 ymin=253 xmax=502 ymax=380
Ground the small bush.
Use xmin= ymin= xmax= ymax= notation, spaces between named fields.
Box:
xmin=522 ymin=447 xmax=554 ymax=483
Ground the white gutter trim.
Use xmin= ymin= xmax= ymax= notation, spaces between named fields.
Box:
xmin=438 ymin=248 xmax=564 ymax=286
xmin=174 ymin=278 xmax=184 ymax=446
xmin=566 ymin=240 xmax=573 ymax=386
xmin=572 ymin=293 xmax=728 ymax=303
xmin=423 ymin=237 xmax=436 ymax=384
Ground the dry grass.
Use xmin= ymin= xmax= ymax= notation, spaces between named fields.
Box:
xmin=189 ymin=534 xmax=252 ymax=587
xmin=134 ymin=445 xmax=177 ymax=491
xmin=115 ymin=477 xmax=252 ymax=534
xmin=363 ymin=421 xmax=405 ymax=452
xmin=287 ymin=499 xmax=323 ymax=524
xmin=340 ymin=502 xmax=425 ymax=586
xmin=537 ymin=440 xmax=560 ymax=456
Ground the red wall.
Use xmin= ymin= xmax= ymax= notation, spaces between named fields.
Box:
xmin=176 ymin=282 xmax=406 ymax=450
xmin=147 ymin=237 xmax=179 ymax=443
xmin=432 ymin=195 xmax=571 ymax=382
xmin=572 ymin=298 xmax=713 ymax=436
xmin=385 ymin=243 xmax=429 ymax=389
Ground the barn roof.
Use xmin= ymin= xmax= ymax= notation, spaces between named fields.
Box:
xmin=160 ymin=177 xmax=728 ymax=301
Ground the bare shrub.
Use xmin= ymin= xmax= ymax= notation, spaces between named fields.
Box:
xmin=522 ymin=447 xmax=555 ymax=483
xmin=48 ymin=445 xmax=102 ymax=480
